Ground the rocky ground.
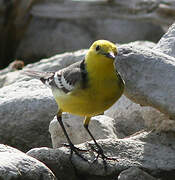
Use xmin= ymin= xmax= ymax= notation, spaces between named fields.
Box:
xmin=1 ymin=15 xmax=175 ymax=180
xmin=1 ymin=0 xmax=171 ymax=68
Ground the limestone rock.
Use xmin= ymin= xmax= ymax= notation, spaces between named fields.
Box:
xmin=116 ymin=43 xmax=175 ymax=119
xmin=16 ymin=17 xmax=163 ymax=61
xmin=27 ymin=131 xmax=175 ymax=180
xmin=118 ymin=167 xmax=157 ymax=180
xmin=154 ymin=23 xmax=175 ymax=57
xmin=105 ymin=95 xmax=175 ymax=133
xmin=0 ymin=144 xmax=56 ymax=180
xmin=49 ymin=114 xmax=117 ymax=148
xmin=0 ymin=79 xmax=57 ymax=151
xmin=105 ymin=96 xmax=145 ymax=137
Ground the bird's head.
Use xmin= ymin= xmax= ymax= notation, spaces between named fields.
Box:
xmin=86 ymin=40 xmax=117 ymax=65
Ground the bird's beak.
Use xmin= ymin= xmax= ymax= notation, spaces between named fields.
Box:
xmin=105 ymin=52 xmax=116 ymax=59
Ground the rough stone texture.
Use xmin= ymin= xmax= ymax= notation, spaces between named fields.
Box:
xmin=116 ymin=43 xmax=175 ymax=119
xmin=105 ymin=95 xmax=175 ymax=133
xmin=49 ymin=114 xmax=117 ymax=148
xmin=16 ymin=18 xmax=163 ymax=61
xmin=0 ymin=0 xmax=165 ymax=69
xmin=118 ymin=167 xmax=157 ymax=180
xmin=27 ymin=131 xmax=175 ymax=180
xmin=30 ymin=0 xmax=175 ymax=28
xmin=154 ymin=23 xmax=175 ymax=57
xmin=0 ymin=144 xmax=56 ymax=180
xmin=115 ymin=23 xmax=175 ymax=124
xmin=105 ymin=96 xmax=145 ymax=137
xmin=0 ymin=79 xmax=57 ymax=151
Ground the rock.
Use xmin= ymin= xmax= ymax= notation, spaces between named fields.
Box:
xmin=16 ymin=17 xmax=163 ymax=61
xmin=105 ymin=95 xmax=175 ymax=133
xmin=27 ymin=131 xmax=175 ymax=180
xmin=15 ymin=18 xmax=92 ymax=62
xmin=0 ymin=144 xmax=56 ymax=180
xmin=115 ymin=23 xmax=175 ymax=130
xmin=125 ymin=40 xmax=156 ymax=49
xmin=116 ymin=42 xmax=175 ymax=119
xmin=105 ymin=96 xmax=145 ymax=137
xmin=118 ymin=167 xmax=157 ymax=180
xmin=0 ymin=79 xmax=57 ymax=151
xmin=154 ymin=23 xmax=175 ymax=57
xmin=49 ymin=114 xmax=117 ymax=148
xmin=0 ymin=71 xmax=21 ymax=88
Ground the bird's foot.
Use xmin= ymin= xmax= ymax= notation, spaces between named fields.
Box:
xmin=88 ymin=142 xmax=118 ymax=171
xmin=62 ymin=143 xmax=89 ymax=162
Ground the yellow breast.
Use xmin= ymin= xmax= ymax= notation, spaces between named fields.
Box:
xmin=52 ymin=69 xmax=124 ymax=117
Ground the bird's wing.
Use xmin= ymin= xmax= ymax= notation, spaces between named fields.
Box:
xmin=23 ymin=60 xmax=87 ymax=94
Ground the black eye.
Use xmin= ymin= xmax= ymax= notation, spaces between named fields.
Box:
xmin=96 ymin=45 xmax=100 ymax=51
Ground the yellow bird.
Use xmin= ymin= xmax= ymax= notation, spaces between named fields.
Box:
xmin=24 ymin=40 xmax=125 ymax=162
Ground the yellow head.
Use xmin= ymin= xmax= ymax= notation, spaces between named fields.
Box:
xmin=85 ymin=40 xmax=117 ymax=70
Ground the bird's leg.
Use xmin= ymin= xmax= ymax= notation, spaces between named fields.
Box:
xmin=57 ymin=111 xmax=88 ymax=161
xmin=84 ymin=117 xmax=117 ymax=166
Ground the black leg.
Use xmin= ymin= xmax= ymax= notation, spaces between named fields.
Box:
xmin=57 ymin=112 xmax=88 ymax=161
xmin=83 ymin=117 xmax=118 ymax=170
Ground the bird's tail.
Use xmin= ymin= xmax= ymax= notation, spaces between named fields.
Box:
xmin=23 ymin=70 xmax=54 ymax=84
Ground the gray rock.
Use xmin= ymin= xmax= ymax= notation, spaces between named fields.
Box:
xmin=15 ymin=18 xmax=92 ymax=61
xmin=118 ymin=167 xmax=157 ymax=180
xmin=49 ymin=114 xmax=117 ymax=148
xmin=0 ymin=79 xmax=57 ymax=151
xmin=154 ymin=23 xmax=175 ymax=57
xmin=105 ymin=96 xmax=145 ymax=137
xmin=0 ymin=144 xmax=56 ymax=180
xmin=116 ymin=43 xmax=175 ymax=119
xmin=27 ymin=131 xmax=175 ymax=180
xmin=16 ymin=17 xmax=163 ymax=61
xmin=105 ymin=95 xmax=175 ymax=134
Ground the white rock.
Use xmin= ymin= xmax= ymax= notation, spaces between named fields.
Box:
xmin=27 ymin=131 xmax=175 ymax=180
xmin=105 ymin=95 xmax=174 ymax=133
xmin=0 ymin=144 xmax=56 ymax=180
xmin=154 ymin=23 xmax=175 ymax=57
xmin=0 ymin=79 xmax=57 ymax=151
xmin=118 ymin=167 xmax=157 ymax=180
xmin=49 ymin=114 xmax=117 ymax=148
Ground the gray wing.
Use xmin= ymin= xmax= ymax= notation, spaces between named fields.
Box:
xmin=53 ymin=60 xmax=87 ymax=93
xmin=23 ymin=60 xmax=87 ymax=93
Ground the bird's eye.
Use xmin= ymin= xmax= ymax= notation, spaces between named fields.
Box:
xmin=96 ymin=45 xmax=100 ymax=51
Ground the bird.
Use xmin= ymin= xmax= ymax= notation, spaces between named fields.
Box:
xmin=23 ymin=40 xmax=125 ymax=163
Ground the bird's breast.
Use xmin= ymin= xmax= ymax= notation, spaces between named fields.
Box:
xmin=52 ymin=74 xmax=124 ymax=117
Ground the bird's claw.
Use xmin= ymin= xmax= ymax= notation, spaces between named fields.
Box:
xmin=62 ymin=142 xmax=89 ymax=162
xmin=88 ymin=142 xmax=118 ymax=165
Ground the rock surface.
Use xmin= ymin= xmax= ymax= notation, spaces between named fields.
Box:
xmin=27 ymin=131 xmax=175 ymax=180
xmin=16 ymin=18 xmax=163 ymax=61
xmin=105 ymin=94 xmax=175 ymax=133
xmin=116 ymin=42 xmax=175 ymax=119
xmin=1 ymin=22 xmax=175 ymax=180
xmin=49 ymin=114 xmax=117 ymax=148
xmin=0 ymin=144 xmax=56 ymax=180
xmin=0 ymin=79 xmax=57 ymax=151
xmin=154 ymin=23 xmax=175 ymax=57
xmin=0 ymin=0 xmax=165 ymax=68
xmin=118 ymin=167 xmax=157 ymax=180
xmin=115 ymin=23 xmax=175 ymax=122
